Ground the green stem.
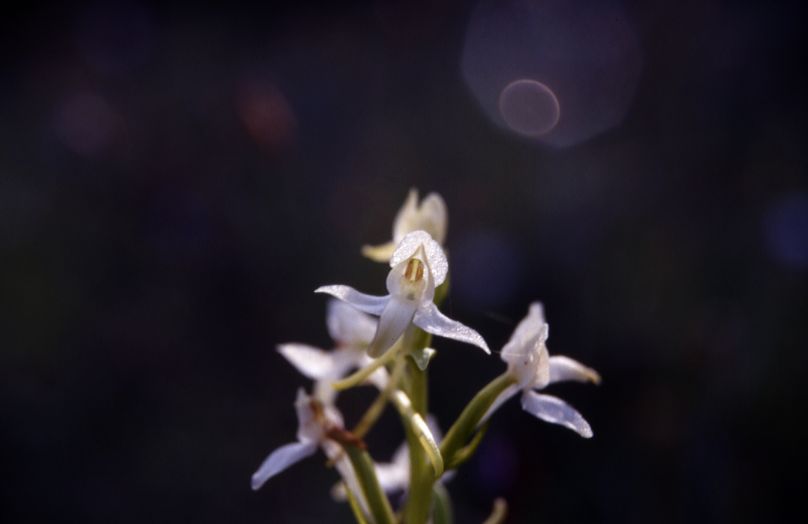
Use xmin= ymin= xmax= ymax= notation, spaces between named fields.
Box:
xmin=332 ymin=340 xmax=403 ymax=391
xmin=403 ymin=354 xmax=434 ymax=524
xmin=432 ymin=483 xmax=454 ymax=524
xmin=343 ymin=445 xmax=396 ymax=524
xmin=439 ymin=373 xmax=516 ymax=469
xmin=344 ymin=481 xmax=371 ymax=524
xmin=353 ymin=356 xmax=406 ymax=438
xmin=390 ymin=390 xmax=443 ymax=475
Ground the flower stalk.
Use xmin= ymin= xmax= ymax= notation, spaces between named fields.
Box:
xmin=439 ymin=372 xmax=517 ymax=468
xmin=402 ymin=354 xmax=434 ymax=524
xmin=342 ymin=444 xmax=397 ymax=524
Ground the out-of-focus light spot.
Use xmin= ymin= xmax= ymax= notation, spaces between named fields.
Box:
xmin=452 ymin=230 xmax=523 ymax=310
xmin=52 ymin=92 xmax=120 ymax=157
xmin=237 ymin=81 xmax=297 ymax=153
xmin=462 ymin=0 xmax=642 ymax=147
xmin=499 ymin=79 xmax=560 ymax=137
xmin=76 ymin=2 xmax=153 ymax=76
xmin=764 ymin=193 xmax=808 ymax=269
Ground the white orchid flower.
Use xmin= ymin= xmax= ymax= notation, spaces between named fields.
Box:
xmin=317 ymin=230 xmax=490 ymax=358
xmin=362 ymin=189 xmax=448 ymax=262
xmin=277 ymin=301 xmax=390 ymax=403
xmin=278 ymin=301 xmax=379 ymax=379
xmin=483 ymin=303 xmax=600 ymax=438
xmin=251 ymin=388 xmax=357 ymax=491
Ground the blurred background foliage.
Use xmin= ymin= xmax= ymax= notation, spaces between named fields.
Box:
xmin=1 ymin=0 xmax=806 ymax=522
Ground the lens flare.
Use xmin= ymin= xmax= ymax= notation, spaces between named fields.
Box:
xmin=499 ymin=79 xmax=560 ymax=137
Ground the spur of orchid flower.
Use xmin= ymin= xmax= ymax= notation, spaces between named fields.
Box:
xmin=251 ymin=388 xmax=363 ymax=497
xmin=362 ymin=189 xmax=448 ymax=262
xmin=484 ymin=303 xmax=600 ymax=437
xmin=317 ymin=230 xmax=489 ymax=358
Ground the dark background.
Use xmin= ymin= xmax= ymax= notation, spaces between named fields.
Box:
xmin=2 ymin=1 xmax=806 ymax=522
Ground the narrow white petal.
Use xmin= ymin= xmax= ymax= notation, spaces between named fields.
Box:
xmin=549 ymin=355 xmax=601 ymax=385
xmin=277 ymin=344 xmax=337 ymax=379
xmin=367 ymin=296 xmax=416 ymax=357
xmin=251 ymin=441 xmax=317 ymax=490
xmin=389 ymin=230 xmax=448 ymax=286
xmin=315 ymin=285 xmax=388 ymax=316
xmin=520 ymin=391 xmax=593 ymax=438
xmin=413 ymin=303 xmax=490 ymax=354
xmin=479 ymin=384 xmax=520 ymax=425
xmin=326 ymin=300 xmax=377 ymax=347
xmin=361 ymin=241 xmax=397 ymax=262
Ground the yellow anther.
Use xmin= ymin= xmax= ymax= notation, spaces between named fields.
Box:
xmin=403 ymin=258 xmax=424 ymax=283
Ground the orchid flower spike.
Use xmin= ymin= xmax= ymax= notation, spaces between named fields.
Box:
xmin=317 ymin=230 xmax=490 ymax=358
xmin=362 ymin=189 xmax=448 ymax=262
xmin=251 ymin=388 xmax=351 ymax=490
xmin=484 ymin=303 xmax=600 ymax=438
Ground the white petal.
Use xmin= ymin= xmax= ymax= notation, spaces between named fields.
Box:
xmin=417 ymin=193 xmax=448 ymax=244
xmin=315 ymin=285 xmax=388 ymax=316
xmin=520 ymin=391 xmax=593 ymax=438
xmin=251 ymin=441 xmax=317 ymax=490
xmin=392 ymin=189 xmax=420 ymax=242
xmin=500 ymin=303 xmax=551 ymax=388
xmin=389 ymin=230 xmax=448 ymax=286
xmin=293 ymin=388 xmax=320 ymax=442
xmin=479 ymin=384 xmax=520 ymax=425
xmin=367 ymin=296 xmax=417 ymax=358
xmin=549 ymin=355 xmax=601 ymax=385
xmin=375 ymin=444 xmax=410 ymax=493
xmin=501 ymin=302 xmax=548 ymax=364
xmin=413 ymin=303 xmax=490 ymax=354
xmin=326 ymin=300 xmax=378 ymax=347
xmin=277 ymin=344 xmax=337 ymax=379
xmin=361 ymin=241 xmax=397 ymax=262
xmin=392 ymin=190 xmax=448 ymax=245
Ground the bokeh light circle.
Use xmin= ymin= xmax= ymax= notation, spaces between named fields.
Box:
xmin=498 ymin=79 xmax=560 ymax=137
